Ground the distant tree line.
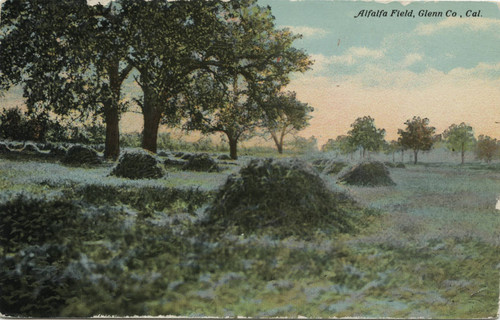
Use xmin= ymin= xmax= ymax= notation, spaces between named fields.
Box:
xmin=0 ymin=0 xmax=313 ymax=159
xmin=321 ymin=116 xmax=499 ymax=164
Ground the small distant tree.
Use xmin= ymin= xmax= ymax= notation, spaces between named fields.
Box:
xmin=398 ymin=116 xmax=435 ymax=164
xmin=442 ymin=123 xmax=475 ymax=165
xmin=475 ymin=135 xmax=498 ymax=163
xmin=335 ymin=135 xmax=357 ymax=160
xmin=290 ymin=135 xmax=318 ymax=153
xmin=321 ymin=138 xmax=336 ymax=152
xmin=383 ymin=140 xmax=400 ymax=163
xmin=261 ymin=91 xmax=313 ymax=154
xmin=347 ymin=116 xmax=385 ymax=158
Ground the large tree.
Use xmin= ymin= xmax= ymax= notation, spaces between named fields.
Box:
xmin=347 ymin=116 xmax=386 ymax=158
xmin=443 ymin=122 xmax=475 ymax=165
xmin=261 ymin=91 xmax=313 ymax=154
xmin=182 ymin=1 xmax=311 ymax=159
xmin=121 ymin=0 xmax=219 ymax=153
xmin=398 ymin=116 xmax=435 ymax=164
xmin=0 ymin=0 xmax=133 ymax=159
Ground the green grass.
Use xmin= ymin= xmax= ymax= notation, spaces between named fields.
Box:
xmin=0 ymin=155 xmax=499 ymax=317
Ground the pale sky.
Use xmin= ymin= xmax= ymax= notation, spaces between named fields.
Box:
xmin=259 ymin=0 xmax=500 ymax=143
xmin=1 ymin=1 xmax=500 ymax=146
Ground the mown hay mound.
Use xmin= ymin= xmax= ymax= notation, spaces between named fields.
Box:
xmin=217 ymin=154 xmax=232 ymax=160
xmin=384 ymin=161 xmax=396 ymax=168
xmin=164 ymin=157 xmax=186 ymax=169
xmin=204 ymin=158 xmax=367 ymax=237
xmin=62 ymin=145 xmax=101 ymax=166
xmin=0 ymin=143 xmax=11 ymax=154
xmin=21 ymin=143 xmax=40 ymax=153
xmin=49 ymin=145 xmax=67 ymax=157
xmin=111 ymin=150 xmax=165 ymax=179
xmin=323 ymin=161 xmax=348 ymax=175
xmin=182 ymin=153 xmax=219 ymax=172
xmin=338 ymin=161 xmax=395 ymax=186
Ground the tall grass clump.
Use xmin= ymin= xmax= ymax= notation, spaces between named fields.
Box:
xmin=110 ymin=150 xmax=165 ymax=179
xmin=204 ymin=158 xmax=370 ymax=238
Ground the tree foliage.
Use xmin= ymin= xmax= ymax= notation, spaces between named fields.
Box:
xmin=261 ymin=91 xmax=313 ymax=154
xmin=398 ymin=116 xmax=435 ymax=164
xmin=443 ymin=122 xmax=475 ymax=165
xmin=475 ymin=135 xmax=498 ymax=163
xmin=0 ymin=0 xmax=132 ymax=159
xmin=181 ymin=1 xmax=311 ymax=159
xmin=347 ymin=116 xmax=385 ymax=158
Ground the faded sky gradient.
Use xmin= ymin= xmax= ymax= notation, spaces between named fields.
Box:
xmin=260 ymin=0 xmax=500 ymax=144
xmin=1 ymin=1 xmax=500 ymax=146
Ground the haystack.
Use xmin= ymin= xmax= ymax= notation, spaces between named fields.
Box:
xmin=62 ymin=145 xmax=101 ymax=166
xmin=204 ymin=158 xmax=365 ymax=237
xmin=323 ymin=161 xmax=348 ymax=175
xmin=0 ymin=143 xmax=11 ymax=154
xmin=182 ymin=153 xmax=219 ymax=172
xmin=338 ymin=161 xmax=395 ymax=186
xmin=110 ymin=150 xmax=165 ymax=179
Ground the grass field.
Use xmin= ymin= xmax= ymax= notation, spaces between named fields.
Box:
xmin=0 ymin=150 xmax=499 ymax=318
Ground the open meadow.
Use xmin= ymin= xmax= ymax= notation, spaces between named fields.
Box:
xmin=1 ymin=146 xmax=499 ymax=318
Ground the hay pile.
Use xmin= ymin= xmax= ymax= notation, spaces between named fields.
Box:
xmin=204 ymin=158 xmax=366 ymax=238
xmin=182 ymin=153 xmax=219 ymax=172
xmin=323 ymin=161 xmax=348 ymax=175
xmin=164 ymin=157 xmax=186 ymax=169
xmin=217 ymin=154 xmax=232 ymax=160
xmin=21 ymin=143 xmax=40 ymax=153
xmin=0 ymin=143 xmax=11 ymax=154
xmin=62 ymin=145 xmax=101 ymax=166
xmin=338 ymin=161 xmax=395 ymax=187
xmin=110 ymin=150 xmax=165 ymax=179
xmin=49 ymin=145 xmax=67 ymax=157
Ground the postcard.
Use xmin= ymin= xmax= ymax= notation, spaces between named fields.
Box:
xmin=0 ymin=0 xmax=499 ymax=318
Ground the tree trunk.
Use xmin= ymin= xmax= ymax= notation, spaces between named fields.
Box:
xmin=362 ymin=148 xmax=366 ymax=159
xmin=103 ymin=104 xmax=120 ymax=160
xmin=227 ymin=134 xmax=238 ymax=160
xmin=142 ymin=109 xmax=161 ymax=153
xmin=414 ymin=150 xmax=418 ymax=164
xmin=270 ymin=131 xmax=284 ymax=154
xmin=103 ymin=61 xmax=123 ymax=160
xmin=140 ymin=84 xmax=162 ymax=154
xmin=392 ymin=151 xmax=395 ymax=163
xmin=401 ymin=149 xmax=404 ymax=162
xmin=461 ymin=142 xmax=465 ymax=165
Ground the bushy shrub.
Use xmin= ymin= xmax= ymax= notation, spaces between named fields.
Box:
xmin=182 ymin=153 xmax=219 ymax=172
xmin=338 ymin=161 xmax=395 ymax=186
xmin=62 ymin=145 xmax=101 ymax=166
xmin=110 ymin=150 xmax=165 ymax=179
xmin=395 ymin=163 xmax=406 ymax=168
xmin=204 ymin=158 xmax=367 ymax=238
